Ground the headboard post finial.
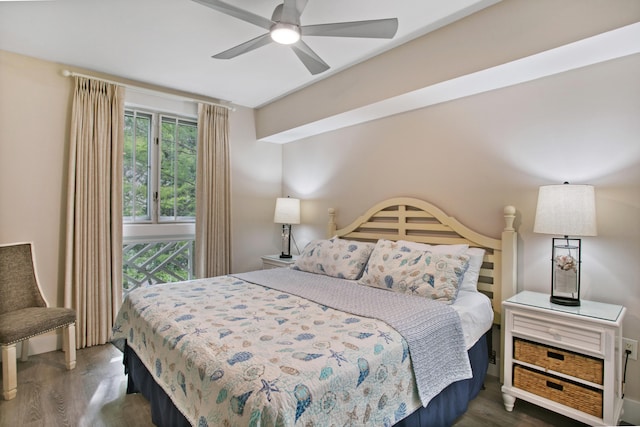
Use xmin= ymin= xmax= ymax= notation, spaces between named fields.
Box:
xmin=503 ymin=205 xmax=516 ymax=231
xmin=328 ymin=208 xmax=336 ymax=238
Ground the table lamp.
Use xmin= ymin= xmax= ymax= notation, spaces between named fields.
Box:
xmin=533 ymin=182 xmax=597 ymax=306
xmin=274 ymin=197 xmax=300 ymax=259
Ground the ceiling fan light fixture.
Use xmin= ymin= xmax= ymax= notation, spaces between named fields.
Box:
xmin=197 ymin=0 xmax=399 ymax=75
xmin=270 ymin=23 xmax=300 ymax=45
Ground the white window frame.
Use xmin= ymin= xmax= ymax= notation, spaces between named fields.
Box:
xmin=123 ymin=107 xmax=197 ymax=241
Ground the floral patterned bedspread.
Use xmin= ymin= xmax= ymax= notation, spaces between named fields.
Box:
xmin=112 ymin=273 xmax=463 ymax=426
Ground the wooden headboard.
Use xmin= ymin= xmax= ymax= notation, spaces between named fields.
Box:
xmin=327 ymin=197 xmax=517 ymax=324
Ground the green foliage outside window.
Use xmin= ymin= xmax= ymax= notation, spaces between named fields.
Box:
xmin=122 ymin=110 xmax=197 ymax=222
xmin=160 ymin=117 xmax=197 ymax=220
xmin=123 ymin=111 xmax=151 ymax=220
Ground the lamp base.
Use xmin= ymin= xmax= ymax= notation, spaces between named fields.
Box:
xmin=550 ymin=295 xmax=580 ymax=306
xmin=279 ymin=253 xmax=292 ymax=259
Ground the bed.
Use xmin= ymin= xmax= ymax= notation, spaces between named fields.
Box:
xmin=112 ymin=197 xmax=518 ymax=427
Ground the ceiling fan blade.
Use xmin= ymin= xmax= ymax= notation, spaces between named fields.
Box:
xmin=294 ymin=0 xmax=309 ymax=17
xmin=281 ymin=0 xmax=298 ymax=24
xmin=280 ymin=0 xmax=309 ymax=24
xmin=273 ymin=0 xmax=308 ymax=23
xmin=213 ymin=33 xmax=273 ymax=59
xmin=192 ymin=0 xmax=273 ymax=30
xmin=301 ymin=18 xmax=398 ymax=39
xmin=290 ymin=40 xmax=330 ymax=75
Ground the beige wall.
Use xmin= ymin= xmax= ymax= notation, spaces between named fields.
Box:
xmin=280 ymin=53 xmax=640 ymax=406
xmin=228 ymin=106 xmax=286 ymax=273
xmin=0 ymin=50 xmax=283 ymax=352
xmin=0 ymin=51 xmax=71 ymax=308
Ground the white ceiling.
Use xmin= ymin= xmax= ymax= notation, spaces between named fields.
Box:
xmin=0 ymin=0 xmax=497 ymax=108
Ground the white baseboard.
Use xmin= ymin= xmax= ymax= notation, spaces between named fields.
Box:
xmin=0 ymin=331 xmax=60 ymax=365
xmin=487 ymin=357 xmax=500 ymax=378
xmin=623 ymin=397 xmax=640 ymax=425
xmin=23 ymin=332 xmax=61 ymax=356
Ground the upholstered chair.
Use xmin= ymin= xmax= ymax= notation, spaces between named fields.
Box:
xmin=0 ymin=242 xmax=76 ymax=400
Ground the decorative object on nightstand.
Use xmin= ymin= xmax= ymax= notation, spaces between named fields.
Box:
xmin=501 ymin=291 xmax=626 ymax=426
xmin=261 ymin=254 xmax=298 ymax=269
xmin=274 ymin=197 xmax=300 ymax=259
xmin=533 ymin=183 xmax=597 ymax=306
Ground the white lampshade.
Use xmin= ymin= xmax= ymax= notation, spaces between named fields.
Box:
xmin=533 ymin=184 xmax=597 ymax=237
xmin=274 ymin=197 xmax=300 ymax=224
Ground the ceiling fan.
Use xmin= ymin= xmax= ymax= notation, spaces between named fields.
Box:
xmin=192 ymin=0 xmax=399 ymax=75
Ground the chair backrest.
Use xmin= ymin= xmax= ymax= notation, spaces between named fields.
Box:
xmin=0 ymin=243 xmax=47 ymax=315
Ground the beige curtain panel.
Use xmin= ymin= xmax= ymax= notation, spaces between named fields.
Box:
xmin=195 ymin=103 xmax=231 ymax=278
xmin=64 ymin=77 xmax=124 ymax=349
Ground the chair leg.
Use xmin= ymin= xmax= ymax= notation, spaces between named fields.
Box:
xmin=1 ymin=343 xmax=17 ymax=400
xmin=20 ymin=339 xmax=29 ymax=362
xmin=64 ymin=323 xmax=76 ymax=370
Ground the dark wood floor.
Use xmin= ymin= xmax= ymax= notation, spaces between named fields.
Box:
xmin=0 ymin=344 xmax=603 ymax=427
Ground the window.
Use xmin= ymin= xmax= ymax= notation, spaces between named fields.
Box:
xmin=159 ymin=116 xmax=198 ymax=221
xmin=123 ymin=110 xmax=152 ymax=221
xmin=123 ymin=110 xmax=198 ymax=222
xmin=122 ymin=108 xmax=197 ymax=295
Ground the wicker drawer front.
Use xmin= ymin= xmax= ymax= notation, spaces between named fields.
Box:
xmin=515 ymin=339 xmax=603 ymax=385
xmin=514 ymin=366 xmax=603 ymax=418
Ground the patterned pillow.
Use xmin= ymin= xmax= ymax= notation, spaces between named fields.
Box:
xmin=358 ymin=240 xmax=469 ymax=303
xmin=398 ymin=241 xmax=484 ymax=292
xmin=292 ymin=237 xmax=375 ymax=280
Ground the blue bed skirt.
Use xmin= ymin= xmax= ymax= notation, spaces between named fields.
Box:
xmin=122 ymin=334 xmax=488 ymax=427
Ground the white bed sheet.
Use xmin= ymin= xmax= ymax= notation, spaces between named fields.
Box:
xmin=451 ymin=290 xmax=494 ymax=349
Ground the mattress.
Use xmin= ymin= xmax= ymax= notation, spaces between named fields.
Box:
xmin=451 ymin=290 xmax=494 ymax=349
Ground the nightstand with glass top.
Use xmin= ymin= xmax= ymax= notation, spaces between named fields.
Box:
xmin=502 ymin=291 xmax=626 ymax=426
xmin=261 ymin=254 xmax=298 ymax=269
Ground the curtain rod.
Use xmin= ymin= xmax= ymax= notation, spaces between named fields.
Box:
xmin=61 ymin=69 xmax=236 ymax=112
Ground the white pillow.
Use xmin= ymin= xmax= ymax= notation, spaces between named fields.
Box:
xmin=459 ymin=247 xmax=485 ymax=292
